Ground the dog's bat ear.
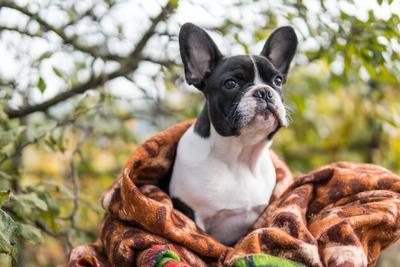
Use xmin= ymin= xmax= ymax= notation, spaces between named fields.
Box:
xmin=260 ymin=26 xmax=297 ymax=78
xmin=179 ymin=23 xmax=222 ymax=90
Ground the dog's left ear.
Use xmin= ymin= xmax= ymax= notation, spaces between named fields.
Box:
xmin=260 ymin=26 xmax=298 ymax=78
xmin=179 ymin=23 xmax=223 ymax=90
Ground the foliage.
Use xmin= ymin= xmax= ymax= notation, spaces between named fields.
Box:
xmin=0 ymin=0 xmax=399 ymax=265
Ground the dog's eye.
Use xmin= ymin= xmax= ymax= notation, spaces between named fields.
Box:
xmin=273 ymin=76 xmax=283 ymax=87
xmin=224 ymin=79 xmax=238 ymax=89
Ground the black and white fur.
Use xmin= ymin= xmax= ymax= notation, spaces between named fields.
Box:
xmin=170 ymin=23 xmax=297 ymax=245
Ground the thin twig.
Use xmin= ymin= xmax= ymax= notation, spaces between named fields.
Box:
xmin=63 ymin=103 xmax=102 ymax=250
xmin=66 ymin=127 xmax=92 ymax=227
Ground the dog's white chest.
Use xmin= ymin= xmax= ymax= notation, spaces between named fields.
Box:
xmin=170 ymin=125 xmax=276 ymax=245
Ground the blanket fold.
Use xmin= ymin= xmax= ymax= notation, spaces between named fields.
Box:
xmin=69 ymin=120 xmax=400 ymax=267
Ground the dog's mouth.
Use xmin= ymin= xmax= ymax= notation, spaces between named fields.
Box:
xmin=265 ymin=104 xmax=287 ymax=139
xmin=266 ymin=104 xmax=288 ymax=128
xmin=251 ymin=103 xmax=287 ymax=128
xmin=229 ymin=94 xmax=289 ymax=135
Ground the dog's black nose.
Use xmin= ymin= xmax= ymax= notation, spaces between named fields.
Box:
xmin=253 ymin=89 xmax=273 ymax=101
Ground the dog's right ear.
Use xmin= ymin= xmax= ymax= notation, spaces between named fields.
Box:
xmin=179 ymin=23 xmax=222 ymax=90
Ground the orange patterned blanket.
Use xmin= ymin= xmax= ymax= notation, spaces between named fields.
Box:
xmin=69 ymin=120 xmax=400 ymax=267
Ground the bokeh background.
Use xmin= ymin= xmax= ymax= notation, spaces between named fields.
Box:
xmin=0 ymin=0 xmax=399 ymax=266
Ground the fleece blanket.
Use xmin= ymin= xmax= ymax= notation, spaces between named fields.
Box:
xmin=68 ymin=120 xmax=400 ymax=267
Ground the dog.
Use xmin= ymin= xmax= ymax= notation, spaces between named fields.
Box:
xmin=169 ymin=23 xmax=297 ymax=246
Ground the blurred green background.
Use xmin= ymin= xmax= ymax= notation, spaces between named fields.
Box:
xmin=0 ymin=0 xmax=399 ymax=266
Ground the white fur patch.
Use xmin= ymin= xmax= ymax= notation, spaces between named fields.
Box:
xmin=250 ymin=55 xmax=264 ymax=85
xmin=170 ymin=124 xmax=276 ymax=245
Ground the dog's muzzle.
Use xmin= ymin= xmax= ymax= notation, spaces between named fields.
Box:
xmin=256 ymin=88 xmax=286 ymax=124
xmin=234 ymin=85 xmax=288 ymax=131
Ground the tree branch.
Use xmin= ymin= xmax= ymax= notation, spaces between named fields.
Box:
xmin=0 ymin=25 xmax=42 ymax=38
xmin=0 ymin=0 xmax=120 ymax=61
xmin=4 ymin=2 xmax=176 ymax=119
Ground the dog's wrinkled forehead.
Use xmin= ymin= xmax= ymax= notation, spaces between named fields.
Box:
xmin=210 ymin=56 xmax=254 ymax=81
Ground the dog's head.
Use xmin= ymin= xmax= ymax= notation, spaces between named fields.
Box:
xmin=179 ymin=23 xmax=297 ymax=139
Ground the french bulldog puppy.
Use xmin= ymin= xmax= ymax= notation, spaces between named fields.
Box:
xmin=169 ymin=23 xmax=297 ymax=245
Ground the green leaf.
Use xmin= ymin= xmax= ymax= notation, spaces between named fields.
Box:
xmin=0 ymin=209 xmax=18 ymax=255
xmin=37 ymin=77 xmax=46 ymax=93
xmin=0 ymin=171 xmax=12 ymax=181
xmin=44 ymin=129 xmax=66 ymax=152
xmin=233 ymin=33 xmax=249 ymax=54
xmin=35 ymin=191 xmax=59 ymax=216
xmin=13 ymin=193 xmax=48 ymax=212
xmin=0 ymin=230 xmax=12 ymax=255
xmin=52 ymin=66 xmax=65 ymax=79
xmin=42 ymin=180 xmax=74 ymax=199
xmin=0 ymin=107 xmax=8 ymax=121
xmin=0 ymin=126 xmax=26 ymax=147
xmin=17 ymin=223 xmax=42 ymax=245
xmin=37 ymin=51 xmax=53 ymax=61
xmin=169 ymin=0 xmax=179 ymax=7
xmin=0 ymin=143 xmax=15 ymax=157
xmin=0 ymin=190 xmax=10 ymax=206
